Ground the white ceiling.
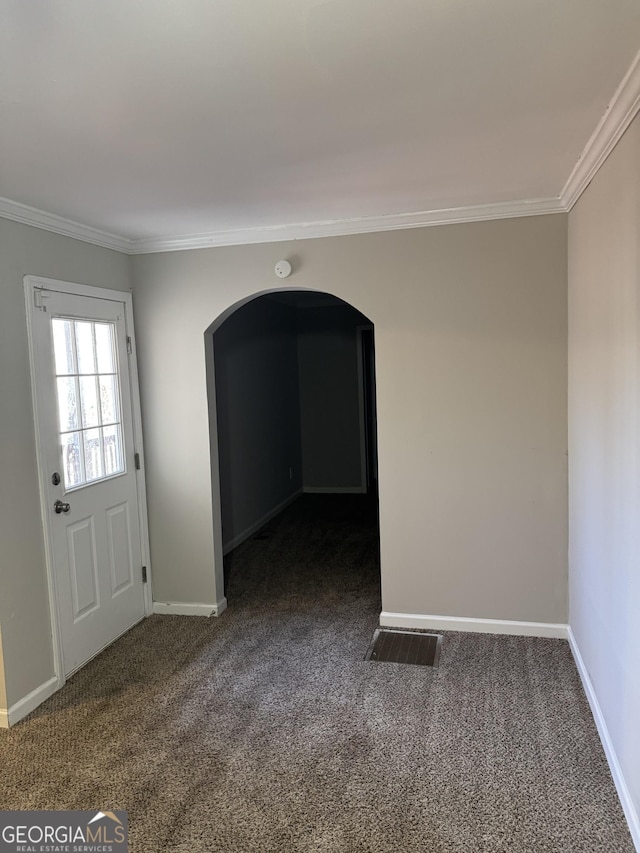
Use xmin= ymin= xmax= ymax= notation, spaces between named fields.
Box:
xmin=1 ymin=0 xmax=640 ymax=247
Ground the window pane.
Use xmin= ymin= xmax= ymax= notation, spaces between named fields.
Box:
xmin=62 ymin=432 xmax=82 ymax=489
xmin=84 ymin=428 xmax=103 ymax=481
xmin=75 ymin=322 xmax=96 ymax=374
xmin=54 ymin=319 xmax=125 ymax=489
xmin=103 ymin=424 xmax=124 ymax=476
xmin=95 ymin=323 xmax=115 ymax=373
xmin=52 ymin=319 xmax=75 ymax=375
xmin=99 ymin=375 xmax=119 ymax=425
xmin=79 ymin=376 xmax=100 ymax=428
xmin=56 ymin=377 xmax=79 ymax=432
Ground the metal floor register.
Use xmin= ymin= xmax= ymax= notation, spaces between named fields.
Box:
xmin=365 ymin=628 xmax=442 ymax=668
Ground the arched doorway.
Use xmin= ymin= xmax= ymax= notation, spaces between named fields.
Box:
xmin=205 ymin=290 xmax=380 ymax=605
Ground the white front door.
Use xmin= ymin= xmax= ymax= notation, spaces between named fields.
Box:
xmin=28 ymin=282 xmax=147 ymax=676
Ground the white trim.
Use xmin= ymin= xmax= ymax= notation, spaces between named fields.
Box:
xmin=562 ymin=49 xmax=640 ymax=210
xmin=24 ymin=279 xmax=67 ymax=697
xmin=0 ymin=197 xmax=131 ymax=253
xmin=153 ymin=600 xmax=227 ymax=617
xmin=0 ymin=196 xmax=564 ymax=255
xmin=3 ymin=676 xmax=59 ymax=728
xmin=24 ymin=276 xmax=133 ymax=303
xmin=123 ymin=305 xmax=154 ymax=617
xmin=380 ymin=611 xmax=569 ymax=638
xmin=303 ymin=485 xmax=366 ymax=494
xmin=23 ymin=275 xmax=153 ymax=701
xmin=222 ymin=489 xmax=302 ymax=555
xmin=568 ymin=628 xmax=640 ymax=850
xmin=127 ymin=198 xmax=564 ymax=254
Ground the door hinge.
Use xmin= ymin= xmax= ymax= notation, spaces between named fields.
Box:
xmin=142 ymin=566 xmax=148 ymax=584
xmin=134 ymin=452 xmax=141 ymax=470
xmin=126 ymin=336 xmax=133 ymax=354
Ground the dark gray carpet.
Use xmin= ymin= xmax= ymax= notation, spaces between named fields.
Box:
xmin=0 ymin=495 xmax=633 ymax=852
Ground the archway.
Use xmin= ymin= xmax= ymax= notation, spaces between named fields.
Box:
xmin=205 ymin=289 xmax=380 ymax=604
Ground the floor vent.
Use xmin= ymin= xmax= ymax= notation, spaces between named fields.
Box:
xmin=365 ymin=628 xmax=442 ymax=668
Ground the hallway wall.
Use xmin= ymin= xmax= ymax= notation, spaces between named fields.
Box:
xmin=297 ymin=304 xmax=366 ymax=492
xmin=212 ymin=297 xmax=302 ymax=551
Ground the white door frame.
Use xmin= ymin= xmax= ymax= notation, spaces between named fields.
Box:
xmin=24 ymin=275 xmax=153 ymax=693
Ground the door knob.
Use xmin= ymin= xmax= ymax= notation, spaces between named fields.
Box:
xmin=54 ymin=499 xmax=71 ymax=514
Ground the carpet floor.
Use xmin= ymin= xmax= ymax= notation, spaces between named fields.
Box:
xmin=0 ymin=494 xmax=633 ymax=852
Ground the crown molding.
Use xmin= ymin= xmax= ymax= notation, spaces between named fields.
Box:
xmin=128 ymin=197 xmax=565 ymax=254
xmin=0 ymin=194 xmax=564 ymax=255
xmin=0 ymin=196 xmax=132 ymax=253
xmin=562 ymin=48 xmax=640 ymax=210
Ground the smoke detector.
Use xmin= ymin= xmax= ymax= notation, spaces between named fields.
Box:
xmin=274 ymin=260 xmax=292 ymax=278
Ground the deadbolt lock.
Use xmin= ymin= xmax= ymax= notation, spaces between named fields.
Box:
xmin=51 ymin=472 xmax=61 ymax=486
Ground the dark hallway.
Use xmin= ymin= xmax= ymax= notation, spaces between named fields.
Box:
xmin=210 ymin=290 xmax=381 ymax=605
xmin=224 ymin=493 xmax=381 ymax=609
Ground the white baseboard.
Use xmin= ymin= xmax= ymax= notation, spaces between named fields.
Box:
xmin=223 ymin=489 xmax=303 ymax=555
xmin=380 ymin=611 xmax=569 ymax=639
xmin=568 ymin=628 xmax=640 ymax=850
xmin=153 ymin=599 xmax=227 ymax=617
xmin=0 ymin=675 xmax=60 ymax=728
xmin=303 ymin=486 xmax=366 ymax=494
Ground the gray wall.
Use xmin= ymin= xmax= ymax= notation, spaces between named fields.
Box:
xmin=568 ymin=115 xmax=640 ymax=824
xmin=0 ymin=218 xmax=131 ymax=713
xmin=213 ymin=297 xmax=302 ymax=551
xmin=132 ymin=213 xmax=568 ymax=625
xmin=298 ymin=304 xmax=367 ymax=491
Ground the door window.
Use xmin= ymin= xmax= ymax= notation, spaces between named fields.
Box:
xmin=52 ymin=318 xmax=125 ymax=489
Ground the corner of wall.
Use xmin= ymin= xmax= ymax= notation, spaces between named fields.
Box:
xmin=568 ymin=628 xmax=640 ymax=849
